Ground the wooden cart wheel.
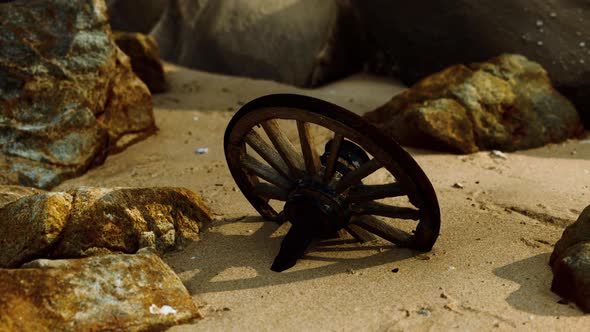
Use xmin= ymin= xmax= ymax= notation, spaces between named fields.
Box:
xmin=224 ymin=94 xmax=440 ymax=271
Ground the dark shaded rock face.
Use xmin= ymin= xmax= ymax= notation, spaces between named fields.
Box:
xmin=357 ymin=0 xmax=590 ymax=127
xmin=152 ymin=0 xmax=364 ymax=87
xmin=0 ymin=186 xmax=213 ymax=268
xmin=114 ymin=32 xmax=167 ymax=93
xmin=0 ymin=0 xmax=155 ymax=189
xmin=106 ymin=0 xmax=167 ymax=33
xmin=363 ymin=55 xmax=583 ymax=153
xmin=0 ymin=249 xmax=201 ymax=331
xmin=550 ymin=205 xmax=590 ymax=312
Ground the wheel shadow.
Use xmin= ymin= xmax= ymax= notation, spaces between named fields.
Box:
xmin=493 ymin=253 xmax=584 ymax=316
xmin=164 ymin=216 xmax=419 ymax=295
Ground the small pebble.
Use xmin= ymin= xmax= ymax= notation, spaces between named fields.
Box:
xmin=536 ymin=20 xmax=544 ymax=27
xmin=191 ymin=256 xmax=197 ymax=260
xmin=550 ymin=12 xmax=557 ymax=18
xmin=452 ymin=182 xmax=464 ymax=189
xmin=447 ymin=266 xmax=456 ymax=271
xmin=346 ymin=268 xmax=358 ymax=275
xmin=537 ymin=41 xmax=544 ymax=46
xmin=581 ymin=42 xmax=587 ymax=48
xmin=417 ymin=309 xmax=431 ymax=317
xmin=490 ymin=150 xmax=508 ymax=159
xmin=193 ymin=116 xmax=199 ymax=121
xmin=196 ymin=148 xmax=209 ymax=154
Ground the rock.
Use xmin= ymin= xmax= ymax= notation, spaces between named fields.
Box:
xmin=0 ymin=185 xmax=44 ymax=208
xmin=0 ymin=249 xmax=201 ymax=331
xmin=114 ymin=32 xmax=167 ymax=93
xmin=0 ymin=187 xmax=213 ymax=268
xmin=0 ymin=0 xmax=155 ymax=189
xmin=52 ymin=187 xmax=213 ymax=257
xmin=151 ymin=0 xmax=364 ymax=87
xmin=550 ymin=205 xmax=590 ymax=312
xmin=363 ymin=54 xmax=583 ymax=153
xmin=0 ymin=192 xmax=72 ymax=268
xmin=357 ymin=0 xmax=590 ymax=127
xmin=106 ymin=0 xmax=167 ymax=33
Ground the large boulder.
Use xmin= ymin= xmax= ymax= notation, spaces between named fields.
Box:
xmin=0 ymin=249 xmax=201 ymax=331
xmin=0 ymin=186 xmax=213 ymax=268
xmin=363 ymin=54 xmax=583 ymax=153
xmin=151 ymin=0 xmax=364 ymax=87
xmin=114 ymin=32 xmax=167 ymax=93
xmin=0 ymin=0 xmax=155 ymax=189
xmin=356 ymin=0 xmax=590 ymax=127
xmin=550 ymin=205 xmax=590 ymax=313
xmin=106 ymin=0 xmax=168 ymax=33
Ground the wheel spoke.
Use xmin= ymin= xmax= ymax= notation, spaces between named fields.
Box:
xmin=322 ymin=133 xmax=344 ymax=183
xmin=347 ymin=183 xmax=406 ymax=203
xmin=352 ymin=201 xmax=420 ymax=220
xmin=297 ymin=120 xmax=320 ymax=176
xmin=252 ymin=183 xmax=289 ymax=201
xmin=352 ymin=215 xmax=412 ymax=246
xmin=345 ymin=224 xmax=378 ymax=243
xmin=241 ymin=155 xmax=293 ymax=190
xmin=245 ymin=130 xmax=291 ymax=179
xmin=335 ymin=159 xmax=382 ymax=193
xmin=262 ymin=119 xmax=304 ymax=177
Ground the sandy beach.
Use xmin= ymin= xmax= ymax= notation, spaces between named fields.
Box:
xmin=55 ymin=64 xmax=590 ymax=331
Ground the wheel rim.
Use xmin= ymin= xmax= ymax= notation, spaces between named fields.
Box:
xmin=224 ymin=94 xmax=440 ymax=271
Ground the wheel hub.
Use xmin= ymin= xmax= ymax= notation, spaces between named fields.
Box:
xmin=284 ymin=179 xmax=350 ymax=237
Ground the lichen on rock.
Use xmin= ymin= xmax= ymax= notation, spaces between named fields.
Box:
xmin=0 ymin=0 xmax=155 ymax=189
xmin=364 ymin=54 xmax=583 ymax=153
xmin=0 ymin=249 xmax=201 ymax=331
xmin=0 ymin=186 xmax=213 ymax=268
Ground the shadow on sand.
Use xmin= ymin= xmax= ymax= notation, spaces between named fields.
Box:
xmin=164 ymin=216 xmax=418 ymax=295
xmin=494 ymin=253 xmax=583 ymax=317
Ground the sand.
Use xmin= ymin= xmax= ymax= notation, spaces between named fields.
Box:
xmin=56 ymin=64 xmax=590 ymax=331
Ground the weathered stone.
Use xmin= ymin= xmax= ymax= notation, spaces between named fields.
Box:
xmin=357 ymin=0 xmax=590 ymax=127
xmin=151 ymin=0 xmax=364 ymax=87
xmin=0 ymin=0 xmax=155 ymax=189
xmin=0 ymin=249 xmax=201 ymax=331
xmin=0 ymin=192 xmax=72 ymax=268
xmin=364 ymin=54 xmax=583 ymax=153
xmin=52 ymin=187 xmax=213 ymax=259
xmin=0 ymin=185 xmax=44 ymax=208
xmin=0 ymin=187 xmax=212 ymax=267
xmin=114 ymin=31 xmax=167 ymax=93
xmin=550 ymin=205 xmax=590 ymax=312
xmin=106 ymin=0 xmax=167 ymax=34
